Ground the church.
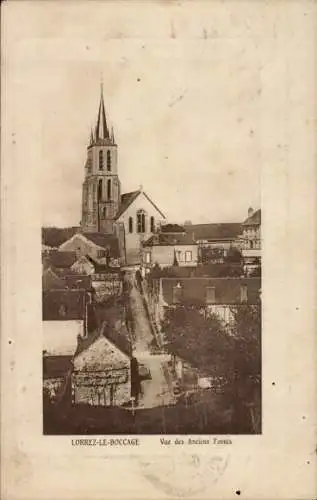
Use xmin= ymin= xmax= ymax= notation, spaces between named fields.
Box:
xmin=81 ymin=87 xmax=166 ymax=265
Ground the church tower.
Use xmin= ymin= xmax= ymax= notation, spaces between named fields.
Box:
xmin=81 ymin=85 xmax=120 ymax=234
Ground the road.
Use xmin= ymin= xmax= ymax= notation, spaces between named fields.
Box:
xmin=128 ymin=275 xmax=176 ymax=409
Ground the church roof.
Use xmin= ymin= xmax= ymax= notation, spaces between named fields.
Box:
xmin=115 ymin=190 xmax=140 ymax=219
xmin=115 ymin=190 xmax=166 ymax=220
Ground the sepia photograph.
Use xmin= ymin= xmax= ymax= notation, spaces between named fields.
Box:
xmin=2 ymin=1 xmax=317 ymax=499
xmin=41 ymin=37 xmax=261 ymax=436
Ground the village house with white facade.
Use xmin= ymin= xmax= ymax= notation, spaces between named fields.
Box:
xmin=42 ymin=86 xmax=261 ymax=435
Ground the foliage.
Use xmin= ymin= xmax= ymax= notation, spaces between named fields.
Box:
xmin=161 ymin=306 xmax=235 ymax=377
xmin=225 ymin=246 xmax=243 ymax=264
xmin=200 ymin=246 xmax=224 ymax=264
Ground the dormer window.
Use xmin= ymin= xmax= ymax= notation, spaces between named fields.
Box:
xmin=99 ymin=150 xmax=104 ymax=170
xmin=107 ymin=150 xmax=111 ymax=171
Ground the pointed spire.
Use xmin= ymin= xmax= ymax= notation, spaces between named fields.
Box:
xmin=95 ymin=80 xmax=110 ymax=140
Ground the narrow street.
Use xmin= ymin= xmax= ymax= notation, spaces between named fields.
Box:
xmin=128 ymin=274 xmax=176 ymax=409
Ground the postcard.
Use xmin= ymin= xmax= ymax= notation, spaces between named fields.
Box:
xmin=1 ymin=1 xmax=316 ymax=499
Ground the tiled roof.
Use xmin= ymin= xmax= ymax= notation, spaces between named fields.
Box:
xmin=42 ymin=227 xmax=80 ymax=247
xmin=42 ymin=289 xmax=87 ymax=321
xmin=44 ymin=250 xmax=78 ymax=269
xmin=161 ymin=224 xmax=186 ymax=234
xmin=185 ymin=223 xmax=241 ymax=242
xmin=143 ymin=233 xmax=196 ymax=247
xmin=115 ymin=190 xmax=166 ymax=220
xmin=81 ymin=232 xmax=120 ymax=256
xmin=242 ymin=209 xmax=261 ymax=226
xmin=115 ymin=190 xmax=140 ymax=219
xmin=160 ymin=277 xmax=261 ymax=306
xmin=43 ymin=355 xmax=73 ymax=379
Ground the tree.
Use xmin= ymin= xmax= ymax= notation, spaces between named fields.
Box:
xmin=229 ymin=305 xmax=261 ymax=432
xmin=161 ymin=306 xmax=235 ymax=378
xmin=225 ymin=246 xmax=243 ymax=264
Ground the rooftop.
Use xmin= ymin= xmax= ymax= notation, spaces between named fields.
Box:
xmin=242 ymin=209 xmax=261 ymax=226
xmin=184 ymin=223 xmax=242 ymax=242
xmin=160 ymin=277 xmax=261 ymax=306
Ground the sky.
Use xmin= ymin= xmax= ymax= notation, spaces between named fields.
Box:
xmin=11 ymin=2 xmax=262 ymax=227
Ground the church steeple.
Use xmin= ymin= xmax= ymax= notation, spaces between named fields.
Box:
xmin=95 ymin=82 xmax=109 ymax=140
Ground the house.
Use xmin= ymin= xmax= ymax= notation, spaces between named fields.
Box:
xmin=240 ymin=208 xmax=261 ymax=271
xmin=146 ymin=277 xmax=261 ymax=332
xmin=42 ymin=289 xmax=96 ymax=357
xmin=71 ymin=254 xmax=122 ymax=300
xmin=184 ymin=223 xmax=242 ymax=251
xmin=59 ymin=232 xmax=121 ymax=267
xmin=71 ymin=321 xmax=133 ymax=407
xmin=80 ymin=87 xmax=166 ymax=266
xmin=142 ymin=233 xmax=198 ymax=269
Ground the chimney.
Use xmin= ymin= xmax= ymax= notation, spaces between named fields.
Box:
xmin=248 ymin=207 xmax=254 ymax=218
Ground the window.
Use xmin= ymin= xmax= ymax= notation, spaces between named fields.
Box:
xmin=144 ymin=252 xmax=151 ymax=264
xmin=177 ymin=251 xmax=184 ymax=262
xmin=206 ymin=286 xmax=216 ymax=304
xmin=99 ymin=150 xmax=104 ymax=170
xmin=240 ymin=285 xmax=248 ymax=303
xmin=150 ymin=216 xmax=155 ymax=233
xmin=107 ymin=150 xmax=111 ymax=171
xmin=137 ymin=210 xmax=146 ymax=233
xmin=98 ymin=180 xmax=103 ymax=201
xmin=128 ymin=217 xmax=133 ymax=233
xmin=107 ymin=179 xmax=111 ymax=199
xmin=103 ymin=207 xmax=107 ymax=218
xmin=97 ymin=250 xmax=106 ymax=258
xmin=185 ymin=251 xmax=192 ymax=262
xmin=172 ymin=283 xmax=183 ymax=304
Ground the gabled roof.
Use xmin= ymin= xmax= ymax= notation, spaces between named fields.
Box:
xmin=43 ymin=355 xmax=73 ymax=379
xmin=115 ymin=190 xmax=166 ymax=220
xmin=242 ymin=209 xmax=261 ymax=226
xmin=42 ymin=289 xmax=87 ymax=321
xmin=81 ymin=232 xmax=120 ymax=256
xmin=143 ymin=233 xmax=196 ymax=247
xmin=115 ymin=190 xmax=141 ymax=219
xmin=160 ymin=277 xmax=261 ymax=306
xmin=74 ymin=321 xmax=132 ymax=359
xmin=185 ymin=223 xmax=241 ymax=242
xmin=44 ymin=250 xmax=78 ymax=269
